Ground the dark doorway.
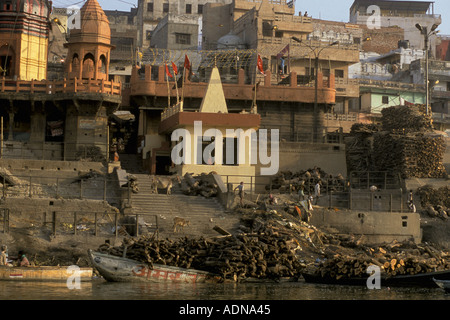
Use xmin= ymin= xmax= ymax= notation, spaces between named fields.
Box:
xmin=155 ymin=155 xmax=171 ymax=175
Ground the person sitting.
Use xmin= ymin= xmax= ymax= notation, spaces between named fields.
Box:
xmin=0 ymin=245 xmax=9 ymax=266
xmin=17 ymin=251 xmax=30 ymax=267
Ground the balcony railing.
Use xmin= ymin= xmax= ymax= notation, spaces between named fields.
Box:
xmin=0 ymin=78 xmax=122 ymax=96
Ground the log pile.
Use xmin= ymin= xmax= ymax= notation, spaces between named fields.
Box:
xmin=96 ymin=212 xmax=326 ymax=281
xmin=345 ymin=123 xmax=380 ymax=173
xmin=380 ymin=104 xmax=433 ymax=133
xmin=268 ymin=168 xmax=347 ymax=195
xmin=372 ymin=132 xmax=447 ymax=178
xmin=416 ymin=185 xmax=450 ymax=220
xmin=313 ymin=237 xmax=450 ymax=279
xmin=345 ymin=105 xmax=447 ymax=179
xmin=181 ymin=173 xmax=219 ymax=198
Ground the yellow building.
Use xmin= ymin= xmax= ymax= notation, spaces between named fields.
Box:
xmin=158 ymin=67 xmax=262 ymax=188
xmin=0 ymin=0 xmax=51 ymax=80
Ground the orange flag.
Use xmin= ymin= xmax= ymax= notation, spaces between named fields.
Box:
xmin=171 ymin=62 xmax=178 ymax=75
xmin=165 ymin=64 xmax=173 ymax=78
xmin=257 ymin=54 xmax=265 ymax=75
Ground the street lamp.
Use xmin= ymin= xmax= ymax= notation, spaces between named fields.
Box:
xmin=415 ymin=23 xmax=440 ymax=115
xmin=291 ymin=37 xmax=338 ymax=142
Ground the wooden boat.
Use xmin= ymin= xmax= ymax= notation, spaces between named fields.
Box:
xmin=302 ymin=269 xmax=450 ymax=288
xmin=433 ymin=278 xmax=450 ymax=293
xmin=88 ymin=250 xmax=222 ymax=283
xmin=0 ymin=265 xmax=93 ymax=281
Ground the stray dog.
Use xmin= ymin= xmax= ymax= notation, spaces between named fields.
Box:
xmin=173 ymin=217 xmax=190 ymax=233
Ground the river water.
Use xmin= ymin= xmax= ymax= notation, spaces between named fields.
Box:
xmin=0 ymin=279 xmax=447 ymax=317
xmin=0 ymin=278 xmax=448 ymax=300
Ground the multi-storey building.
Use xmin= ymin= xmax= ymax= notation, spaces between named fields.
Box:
xmin=136 ymin=0 xmax=232 ymax=48
xmin=350 ymin=0 xmax=441 ymax=56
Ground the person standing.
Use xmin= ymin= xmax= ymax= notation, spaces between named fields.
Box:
xmin=314 ymin=181 xmax=321 ymax=204
xmin=234 ymin=182 xmax=245 ymax=207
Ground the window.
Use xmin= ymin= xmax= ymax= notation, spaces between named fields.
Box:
xmin=186 ymin=4 xmax=192 ymax=14
xmin=262 ymin=21 xmax=273 ymax=37
xmin=175 ymin=33 xmax=191 ymax=45
xmin=335 ymin=69 xmax=344 ymax=78
xmin=163 ymin=3 xmax=169 ymax=13
xmin=275 ymin=31 xmax=283 ymax=38
xmin=382 ymin=96 xmax=389 ymax=104
xmin=353 ymin=37 xmax=361 ymax=44
xmin=197 ymin=4 xmax=203 ymax=14
xmin=146 ymin=30 xmax=152 ymax=40
xmin=147 ymin=2 xmax=153 ymax=12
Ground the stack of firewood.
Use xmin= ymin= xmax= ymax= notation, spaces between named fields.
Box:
xmin=372 ymin=132 xmax=447 ymax=178
xmin=96 ymin=213 xmax=326 ymax=281
xmin=380 ymin=104 xmax=433 ymax=133
xmin=345 ymin=123 xmax=380 ymax=173
xmin=314 ymin=237 xmax=450 ymax=279
xmin=345 ymin=105 xmax=447 ymax=179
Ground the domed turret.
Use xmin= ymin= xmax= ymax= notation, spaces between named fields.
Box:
xmin=69 ymin=0 xmax=111 ymax=45
xmin=64 ymin=0 xmax=113 ymax=80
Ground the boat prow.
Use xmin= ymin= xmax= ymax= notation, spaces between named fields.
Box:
xmin=88 ymin=250 xmax=221 ymax=283
xmin=433 ymin=278 xmax=450 ymax=293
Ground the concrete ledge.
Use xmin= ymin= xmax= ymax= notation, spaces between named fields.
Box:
xmin=311 ymin=208 xmax=422 ymax=244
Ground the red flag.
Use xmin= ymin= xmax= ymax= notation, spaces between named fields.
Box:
xmin=257 ymin=54 xmax=265 ymax=75
xmin=184 ymin=54 xmax=191 ymax=70
xmin=171 ymin=62 xmax=178 ymax=75
xmin=165 ymin=64 xmax=173 ymax=78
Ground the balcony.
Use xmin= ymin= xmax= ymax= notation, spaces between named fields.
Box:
xmin=131 ymin=65 xmax=336 ymax=106
xmin=0 ymin=78 xmax=122 ymax=100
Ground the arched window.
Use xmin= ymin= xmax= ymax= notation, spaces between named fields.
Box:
xmin=98 ymin=54 xmax=107 ymax=74
xmin=71 ymin=53 xmax=79 ymax=73
xmin=82 ymin=53 xmax=95 ymax=79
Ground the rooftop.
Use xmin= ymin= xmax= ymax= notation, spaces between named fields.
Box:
xmin=350 ymin=0 xmax=434 ymax=14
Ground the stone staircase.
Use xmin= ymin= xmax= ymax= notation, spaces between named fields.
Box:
xmin=126 ymin=173 xmax=240 ymax=239
xmin=117 ymin=153 xmax=148 ymax=174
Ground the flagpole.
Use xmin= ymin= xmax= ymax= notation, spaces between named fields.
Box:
xmin=252 ymin=54 xmax=258 ymax=112
xmin=175 ymin=73 xmax=179 ymax=104
xmin=181 ymin=67 xmax=186 ymax=106
xmin=166 ymin=64 xmax=171 ymax=108
xmin=172 ymin=62 xmax=180 ymax=104
xmin=166 ymin=65 xmax=170 ymax=108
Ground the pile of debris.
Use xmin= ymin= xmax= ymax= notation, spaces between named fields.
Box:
xmin=267 ymin=168 xmax=347 ymax=195
xmin=96 ymin=211 xmax=325 ymax=281
xmin=312 ymin=237 xmax=450 ymax=280
xmin=416 ymin=185 xmax=450 ymax=220
xmin=181 ymin=173 xmax=220 ymax=198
